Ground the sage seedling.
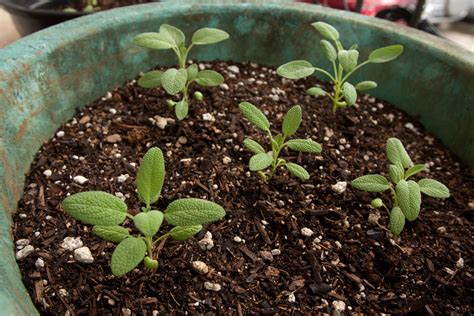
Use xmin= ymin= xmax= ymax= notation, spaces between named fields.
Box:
xmin=134 ymin=24 xmax=229 ymax=120
xmin=64 ymin=0 xmax=99 ymax=12
xmin=239 ymin=102 xmax=322 ymax=181
xmin=62 ymin=147 xmax=225 ymax=276
xmin=351 ymin=138 xmax=450 ymax=235
xmin=277 ymin=22 xmax=403 ymax=113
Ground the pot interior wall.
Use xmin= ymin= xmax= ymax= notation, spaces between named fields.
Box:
xmin=0 ymin=3 xmax=473 ymax=313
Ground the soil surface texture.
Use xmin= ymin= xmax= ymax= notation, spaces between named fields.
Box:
xmin=13 ymin=61 xmax=473 ymax=315
xmin=60 ymin=0 xmax=154 ymax=11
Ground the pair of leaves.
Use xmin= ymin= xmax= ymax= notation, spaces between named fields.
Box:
xmin=134 ymin=24 xmax=229 ymax=50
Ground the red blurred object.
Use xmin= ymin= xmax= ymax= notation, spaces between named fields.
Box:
xmin=298 ymin=0 xmax=414 ymax=16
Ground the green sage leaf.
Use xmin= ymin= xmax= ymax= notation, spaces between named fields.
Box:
xmin=351 ymin=175 xmax=390 ymax=192
xmin=396 ymin=179 xmax=421 ymax=221
xmin=138 ymin=70 xmax=164 ymax=88
xmin=369 ymin=45 xmax=403 ymax=63
xmin=162 ymin=68 xmax=187 ymax=95
xmin=320 ymin=40 xmax=337 ymax=62
xmin=159 ymin=24 xmax=185 ymax=47
xmin=285 ymin=163 xmax=310 ymax=181
xmin=418 ymin=179 xmax=450 ymax=198
xmin=342 ymin=82 xmax=357 ymax=106
xmin=306 ymin=87 xmax=326 ymax=97
xmin=404 ymin=164 xmax=426 ymax=179
xmin=356 ymin=81 xmax=377 ymax=91
xmin=111 ymin=237 xmax=146 ymax=276
xmin=287 ymin=139 xmax=322 ymax=153
xmin=191 ymin=28 xmax=229 ymax=45
xmin=175 ymin=100 xmax=189 ymax=121
xmin=338 ymin=49 xmax=359 ymax=72
xmin=282 ymin=105 xmax=302 ymax=137
xmin=195 ymin=70 xmax=224 ymax=87
xmin=389 ymin=207 xmax=405 ymax=235
xmin=133 ymin=32 xmax=176 ymax=50
xmin=169 ymin=225 xmax=203 ymax=240
xmin=63 ymin=191 xmax=128 ymax=226
xmin=243 ymin=138 xmax=265 ymax=154
xmin=164 ymin=198 xmax=226 ymax=226
xmin=92 ymin=225 xmax=130 ymax=243
xmin=239 ymin=102 xmax=270 ymax=131
xmin=186 ymin=64 xmax=198 ymax=81
xmin=389 ymin=164 xmax=404 ymax=183
xmin=311 ymin=21 xmax=340 ymax=41
xmin=386 ymin=138 xmax=412 ymax=168
xmin=277 ymin=60 xmax=315 ymax=80
xmin=249 ymin=153 xmax=273 ymax=171
xmin=137 ymin=147 xmax=165 ymax=205
xmin=133 ymin=211 xmax=164 ymax=237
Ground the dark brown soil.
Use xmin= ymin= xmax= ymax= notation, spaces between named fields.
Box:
xmin=13 ymin=61 xmax=473 ymax=315
xmin=60 ymin=0 xmax=155 ymax=11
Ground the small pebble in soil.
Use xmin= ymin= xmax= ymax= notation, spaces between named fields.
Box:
xmin=222 ymin=156 xmax=232 ymax=164
xmin=61 ymin=237 xmax=84 ymax=251
xmin=109 ymin=108 xmax=117 ymax=114
xmin=233 ymin=236 xmax=243 ymax=243
xmin=117 ymin=174 xmax=129 ymax=183
xmin=106 ymin=134 xmax=122 ymax=143
xmin=332 ymin=300 xmax=346 ymax=313
xmin=73 ymin=175 xmax=88 ymax=185
xmin=177 ymin=136 xmax=187 ymax=145
xmin=56 ymin=131 xmax=65 ymax=137
xmin=198 ymin=232 xmax=214 ymax=250
xmin=122 ymin=307 xmax=132 ymax=316
xmin=227 ymin=65 xmax=240 ymax=74
xmin=258 ymin=250 xmax=274 ymax=262
xmin=154 ymin=115 xmax=168 ymax=130
xmin=16 ymin=245 xmax=34 ymax=260
xmin=43 ymin=169 xmax=52 ymax=178
xmin=202 ymin=113 xmax=215 ymax=122
xmin=220 ymin=83 xmax=229 ymax=90
xmin=74 ymin=247 xmax=94 ymax=264
xmin=18 ymin=213 xmax=27 ymax=219
xmin=301 ymin=227 xmax=314 ymax=237
xmin=331 ymin=181 xmax=347 ymax=194
xmin=204 ymin=281 xmax=222 ymax=292
xmin=271 ymin=249 xmax=281 ymax=256
xmin=456 ymin=257 xmax=464 ymax=269
xmin=35 ymin=258 xmax=45 ymax=270
xmin=15 ymin=239 xmax=30 ymax=249
xmin=334 ymin=241 xmax=342 ymax=249
xmin=437 ymin=226 xmax=447 ymax=234
xmin=287 ymin=292 xmax=296 ymax=303
xmin=367 ymin=212 xmax=381 ymax=226
xmin=191 ymin=261 xmax=209 ymax=275
xmin=468 ymin=201 xmax=474 ymax=210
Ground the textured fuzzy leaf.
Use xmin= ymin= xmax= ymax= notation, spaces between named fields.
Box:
xmin=282 ymin=105 xmax=302 ymax=136
xmin=162 ymin=68 xmax=187 ymax=95
xmin=159 ymin=24 xmax=185 ymax=46
xmin=195 ymin=70 xmax=224 ymax=87
xmin=356 ymin=81 xmax=377 ymax=91
xmin=369 ymin=45 xmax=403 ymax=63
xmin=249 ymin=153 xmax=273 ymax=171
xmin=243 ymin=138 xmax=265 ymax=154
xmin=418 ymin=179 xmax=450 ymax=198
xmin=191 ymin=28 xmax=229 ymax=45
xmin=111 ymin=237 xmax=146 ymax=276
xmin=133 ymin=32 xmax=175 ymax=49
xmin=312 ymin=21 xmax=340 ymax=41
xmin=169 ymin=225 xmax=203 ymax=240
xmin=320 ymin=40 xmax=337 ymax=62
xmin=389 ymin=164 xmax=404 ymax=183
xmin=396 ymin=180 xmax=421 ymax=221
xmin=137 ymin=147 xmax=165 ymax=205
xmin=138 ymin=71 xmax=164 ymax=88
xmin=287 ymin=139 xmax=322 ymax=153
xmin=277 ymin=60 xmax=314 ymax=80
xmin=306 ymin=87 xmax=326 ymax=97
xmin=285 ymin=163 xmax=310 ymax=181
xmin=133 ymin=211 xmax=164 ymax=237
xmin=389 ymin=207 xmax=405 ymax=235
xmin=386 ymin=138 xmax=412 ymax=168
xmin=239 ymin=102 xmax=270 ymax=131
xmin=342 ymin=82 xmax=357 ymax=106
xmin=92 ymin=225 xmax=130 ymax=243
xmin=351 ymin=175 xmax=390 ymax=192
xmin=186 ymin=64 xmax=198 ymax=81
xmin=404 ymin=164 xmax=426 ymax=179
xmin=63 ymin=191 xmax=128 ymax=226
xmin=164 ymin=198 xmax=225 ymax=226
xmin=175 ymin=100 xmax=189 ymax=120
xmin=338 ymin=49 xmax=359 ymax=72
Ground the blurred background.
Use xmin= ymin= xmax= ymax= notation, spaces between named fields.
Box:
xmin=1 ymin=0 xmax=473 ymax=50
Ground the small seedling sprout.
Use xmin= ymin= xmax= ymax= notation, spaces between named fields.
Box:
xmin=64 ymin=0 xmax=100 ymax=12
xmin=239 ymin=102 xmax=322 ymax=182
xmin=351 ymin=137 xmax=450 ymax=235
xmin=277 ymin=21 xmax=403 ymax=113
xmin=62 ymin=147 xmax=225 ymax=276
xmin=134 ymin=25 xmax=230 ymax=120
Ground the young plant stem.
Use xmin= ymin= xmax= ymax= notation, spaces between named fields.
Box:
xmin=153 ymin=232 xmax=170 ymax=245
xmin=145 ymin=237 xmax=154 ymax=259
xmin=389 ymin=186 xmax=399 ymax=207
